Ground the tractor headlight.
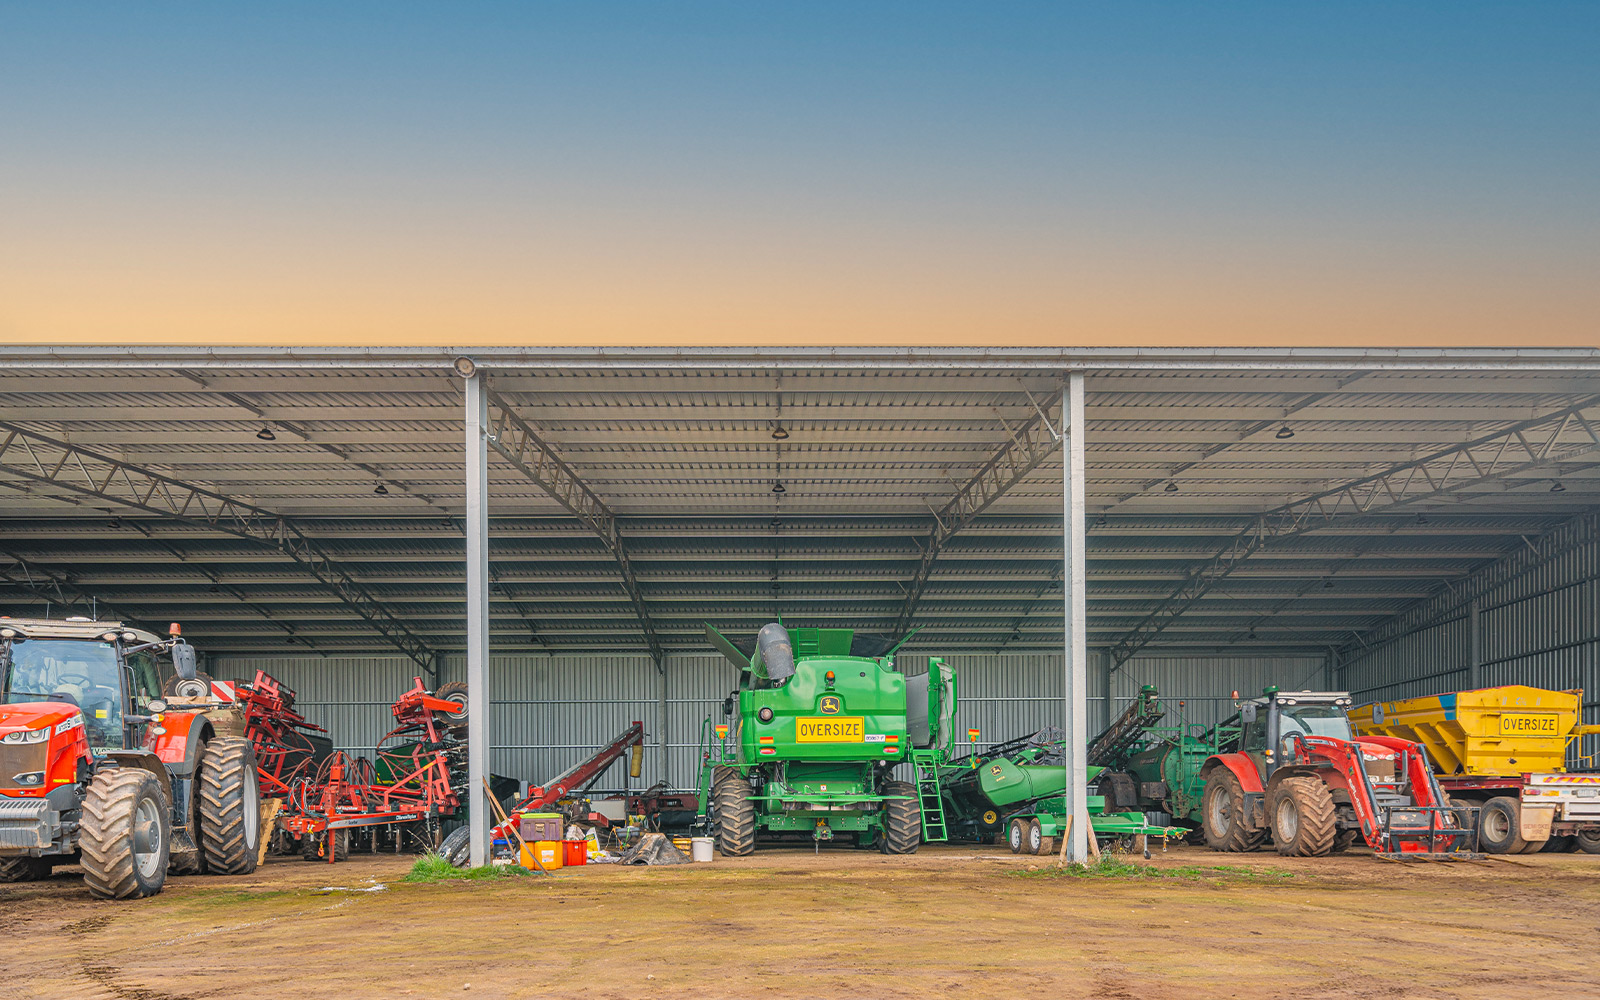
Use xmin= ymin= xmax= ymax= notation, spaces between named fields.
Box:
xmin=11 ymin=771 xmax=44 ymax=786
xmin=1 ymin=729 xmax=49 ymax=744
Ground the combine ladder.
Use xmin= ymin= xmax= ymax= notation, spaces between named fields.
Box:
xmin=910 ymin=749 xmax=948 ymax=843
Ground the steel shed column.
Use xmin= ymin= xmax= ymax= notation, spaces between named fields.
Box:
xmin=1467 ymin=599 xmax=1482 ymax=690
xmin=1062 ymin=375 xmax=1090 ymax=863
xmin=464 ymin=372 xmax=492 ymax=868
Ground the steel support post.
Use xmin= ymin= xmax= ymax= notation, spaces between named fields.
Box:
xmin=1062 ymin=374 xmax=1090 ymax=863
xmin=1467 ymin=599 xmax=1482 ymax=690
xmin=658 ymin=657 xmax=670 ymax=789
xmin=465 ymin=372 xmax=492 ymax=868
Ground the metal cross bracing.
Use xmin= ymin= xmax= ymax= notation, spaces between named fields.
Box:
xmin=891 ymin=385 xmax=1064 ymax=638
xmin=1106 ymin=394 xmax=1600 ymax=666
xmin=0 ymin=422 xmax=436 ymax=673
xmin=480 ymin=382 xmax=666 ymax=666
xmin=0 ymin=549 xmax=133 ymax=622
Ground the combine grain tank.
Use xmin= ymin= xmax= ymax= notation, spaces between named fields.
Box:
xmin=1351 ymin=686 xmax=1600 ymax=854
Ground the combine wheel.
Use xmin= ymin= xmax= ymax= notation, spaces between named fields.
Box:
xmin=1575 ymin=828 xmax=1600 ymax=855
xmin=1202 ymin=770 xmax=1265 ymax=853
xmin=434 ymin=681 xmax=470 ymax=733
xmin=1270 ymin=777 xmax=1337 ymax=857
xmin=1477 ymin=797 xmax=1528 ymax=855
xmin=0 ymin=856 xmax=51 ymax=882
xmin=301 ymin=829 xmax=349 ymax=863
xmin=197 ymin=737 xmax=261 ymax=875
xmin=712 ymin=766 xmax=756 ymax=857
xmin=879 ymin=780 xmax=921 ymax=855
xmin=80 ymin=768 xmax=170 ymax=900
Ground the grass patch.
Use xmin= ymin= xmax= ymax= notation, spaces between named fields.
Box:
xmin=401 ymin=854 xmax=533 ymax=883
xmin=1010 ymin=855 xmax=1295 ymax=882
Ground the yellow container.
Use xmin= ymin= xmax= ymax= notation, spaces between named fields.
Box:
xmin=1350 ymin=686 xmax=1586 ymax=776
xmin=520 ymin=840 xmax=564 ymax=871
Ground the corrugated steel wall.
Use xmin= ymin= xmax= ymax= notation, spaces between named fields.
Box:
xmin=1340 ymin=529 xmax=1600 ymax=765
xmin=212 ymin=648 xmax=1324 ymax=793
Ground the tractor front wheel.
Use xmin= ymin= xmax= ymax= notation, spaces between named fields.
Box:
xmin=712 ymin=766 xmax=756 ymax=857
xmin=197 ymin=737 xmax=261 ymax=875
xmin=1477 ymin=796 xmax=1529 ymax=854
xmin=81 ymin=768 xmax=170 ymax=900
xmin=1270 ymin=777 xmax=1337 ymax=857
xmin=1202 ymin=770 xmax=1265 ymax=853
xmin=879 ymin=780 xmax=921 ymax=855
xmin=0 ymin=856 xmax=51 ymax=882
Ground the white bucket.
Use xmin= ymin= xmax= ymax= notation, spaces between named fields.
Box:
xmin=690 ymin=837 xmax=714 ymax=862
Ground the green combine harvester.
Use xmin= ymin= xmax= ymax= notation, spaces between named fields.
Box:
xmin=697 ymin=621 xmax=956 ymax=854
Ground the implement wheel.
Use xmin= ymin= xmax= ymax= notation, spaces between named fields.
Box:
xmin=1477 ymin=797 xmax=1528 ymax=855
xmin=879 ymin=780 xmax=921 ymax=855
xmin=434 ymin=681 xmax=470 ymax=734
xmin=301 ymin=829 xmax=349 ymax=862
xmin=1270 ymin=777 xmax=1337 ymax=857
xmin=1202 ymin=770 xmax=1265 ymax=853
xmin=197 ymin=737 xmax=261 ymax=875
xmin=712 ymin=766 xmax=756 ymax=857
xmin=81 ymin=769 xmax=170 ymax=899
xmin=1007 ymin=818 xmax=1027 ymax=854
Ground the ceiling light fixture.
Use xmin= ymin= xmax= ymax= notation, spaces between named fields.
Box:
xmin=1164 ymin=481 xmax=1179 ymax=493
xmin=373 ymin=484 xmax=389 ymax=495
xmin=771 ymin=424 xmax=789 ymax=440
xmin=1275 ymin=425 xmax=1295 ymax=440
xmin=256 ymin=426 xmax=276 ymax=442
xmin=771 ymin=482 xmax=786 ymax=494
xmin=1550 ymin=481 xmax=1567 ymax=493
xmin=1416 ymin=513 xmax=1429 ymax=524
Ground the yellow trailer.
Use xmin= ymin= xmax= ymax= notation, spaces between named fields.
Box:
xmin=1351 ymin=686 xmax=1600 ymax=855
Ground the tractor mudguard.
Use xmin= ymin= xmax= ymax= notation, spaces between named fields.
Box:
xmin=1201 ymin=753 xmax=1265 ymax=795
xmin=145 ymin=713 xmax=213 ymax=777
xmin=97 ymin=750 xmax=175 ymax=804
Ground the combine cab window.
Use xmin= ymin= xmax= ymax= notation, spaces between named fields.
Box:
xmin=1 ymin=639 xmax=126 ymax=748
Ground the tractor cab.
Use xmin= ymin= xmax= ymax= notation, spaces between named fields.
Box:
xmin=1 ymin=617 xmax=198 ymax=752
xmin=1233 ymin=688 xmax=1356 ymax=777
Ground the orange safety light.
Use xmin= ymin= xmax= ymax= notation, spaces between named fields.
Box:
xmin=968 ymin=728 xmax=980 ymax=742
xmin=169 ymin=622 xmax=182 ymax=636
xmin=715 ymin=724 xmax=729 ymax=740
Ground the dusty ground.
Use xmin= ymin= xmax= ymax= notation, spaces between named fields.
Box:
xmin=1 ymin=843 xmax=1598 ymax=1000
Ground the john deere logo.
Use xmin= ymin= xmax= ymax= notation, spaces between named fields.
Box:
xmin=819 ymin=696 xmax=842 ymax=715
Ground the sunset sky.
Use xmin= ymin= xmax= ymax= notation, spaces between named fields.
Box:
xmin=1 ymin=3 xmax=1596 ymax=347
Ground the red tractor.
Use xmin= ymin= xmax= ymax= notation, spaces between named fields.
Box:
xmin=1200 ymin=688 xmax=1474 ymax=858
xmin=0 ymin=618 xmax=261 ymax=898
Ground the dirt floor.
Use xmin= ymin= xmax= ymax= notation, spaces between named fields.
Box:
xmin=2 ymin=842 xmax=1598 ymax=1000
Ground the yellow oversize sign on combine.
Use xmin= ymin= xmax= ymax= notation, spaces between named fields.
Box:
xmin=1500 ymin=713 xmax=1559 ymax=737
xmin=795 ymin=717 xmax=865 ymax=742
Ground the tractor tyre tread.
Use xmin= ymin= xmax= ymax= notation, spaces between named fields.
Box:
xmin=1271 ymin=776 xmax=1338 ymax=857
xmin=0 ymin=856 xmax=50 ymax=882
xmin=712 ymin=766 xmax=756 ymax=857
xmin=439 ymin=826 xmax=471 ymax=867
xmin=80 ymin=768 xmax=170 ymax=900
xmin=196 ymin=737 xmax=261 ymax=875
xmin=1202 ymin=770 xmax=1265 ymax=853
xmin=880 ymin=780 xmax=921 ymax=855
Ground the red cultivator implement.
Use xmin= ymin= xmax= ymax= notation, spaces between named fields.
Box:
xmin=232 ymin=670 xmax=334 ymax=799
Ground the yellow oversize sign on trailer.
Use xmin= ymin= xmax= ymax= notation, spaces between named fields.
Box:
xmin=1499 ymin=714 xmax=1559 ymax=737
xmin=795 ymin=717 xmax=865 ymax=742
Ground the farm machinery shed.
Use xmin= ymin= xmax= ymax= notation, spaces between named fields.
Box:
xmin=2 ymin=346 xmax=1599 ymax=862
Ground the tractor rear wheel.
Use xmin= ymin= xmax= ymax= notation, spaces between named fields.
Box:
xmin=879 ymin=780 xmax=920 ymax=855
xmin=1270 ymin=777 xmax=1337 ymax=857
xmin=1477 ymin=796 xmax=1529 ymax=854
xmin=711 ymin=766 xmax=756 ymax=857
xmin=80 ymin=768 xmax=170 ymax=900
xmin=197 ymin=737 xmax=261 ymax=875
xmin=1202 ymin=770 xmax=1265 ymax=853
xmin=0 ymin=856 xmax=51 ymax=882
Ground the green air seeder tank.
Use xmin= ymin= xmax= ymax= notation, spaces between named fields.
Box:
xmin=701 ymin=621 xmax=955 ymax=856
